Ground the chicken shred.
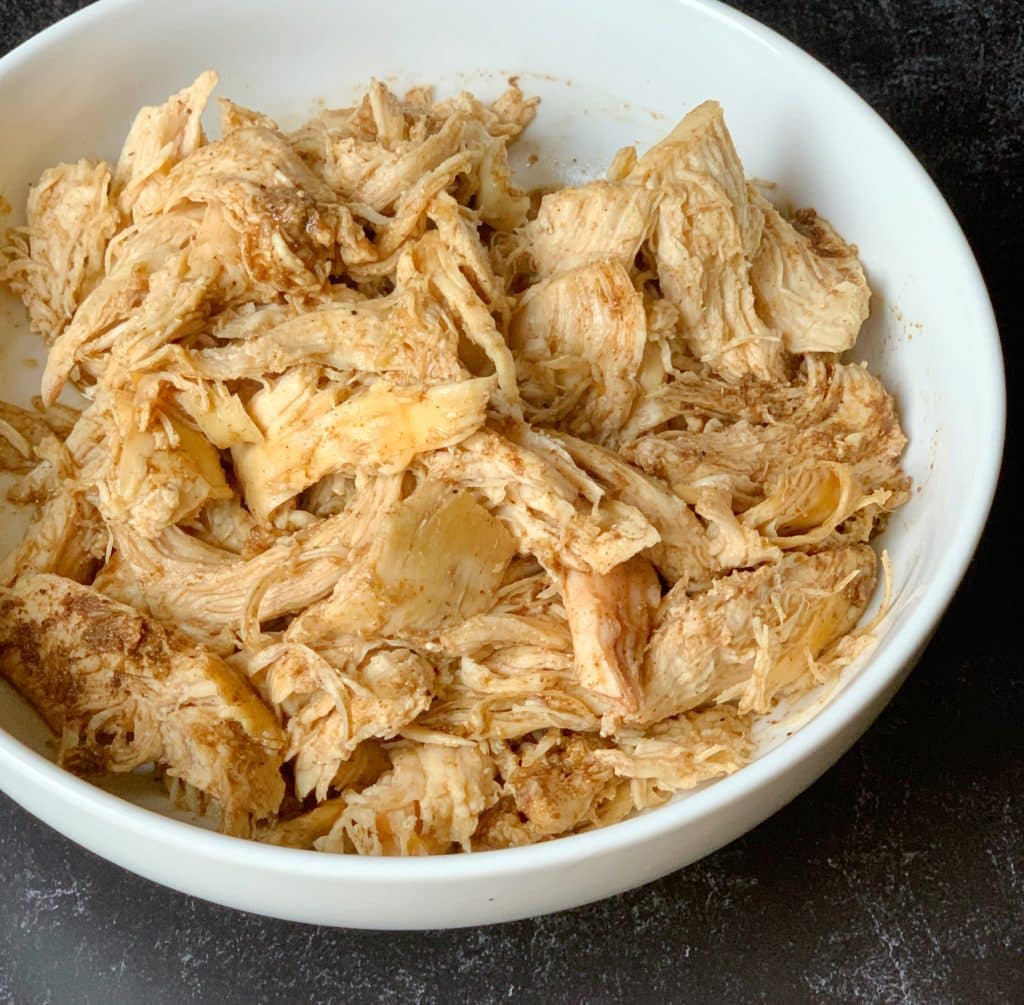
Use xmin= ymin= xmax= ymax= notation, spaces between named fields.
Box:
xmin=0 ymin=75 xmax=908 ymax=854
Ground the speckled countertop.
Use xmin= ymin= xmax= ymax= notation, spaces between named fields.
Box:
xmin=0 ymin=1 xmax=1021 ymax=1002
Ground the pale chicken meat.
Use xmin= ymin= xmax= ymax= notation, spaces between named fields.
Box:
xmin=323 ymin=742 xmax=499 ymax=855
xmin=750 ymin=201 xmax=871 ymax=355
xmin=232 ymin=373 xmax=494 ymax=520
xmin=0 ymin=160 xmax=119 ymax=342
xmin=40 ymin=213 xmax=206 ymax=404
xmin=422 ymin=427 xmax=659 ymax=575
xmin=113 ymin=70 xmax=219 ymax=219
xmin=238 ymin=640 xmax=436 ymax=801
xmin=0 ymin=399 xmax=77 ymax=473
xmin=510 ymin=259 xmax=646 ymax=440
xmin=560 ymin=558 xmax=661 ymax=713
xmin=638 ymin=546 xmax=877 ymax=722
xmin=109 ymin=476 xmax=402 ymax=653
xmin=594 ymin=706 xmax=752 ymax=794
xmin=288 ymin=480 xmax=515 ymax=644
xmin=630 ymin=101 xmax=782 ymax=382
xmin=0 ymin=75 xmax=908 ymax=851
xmin=527 ymin=182 xmax=660 ymax=278
xmin=552 ymin=432 xmax=712 ymax=584
xmin=475 ymin=731 xmax=622 ymax=848
xmin=624 ymin=360 xmax=909 ymax=510
xmin=416 ymin=565 xmax=615 ymax=740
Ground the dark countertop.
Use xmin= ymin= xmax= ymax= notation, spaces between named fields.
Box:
xmin=0 ymin=1 xmax=1020 ymax=1002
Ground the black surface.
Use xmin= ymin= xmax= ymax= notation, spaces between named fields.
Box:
xmin=0 ymin=1 xmax=1020 ymax=1002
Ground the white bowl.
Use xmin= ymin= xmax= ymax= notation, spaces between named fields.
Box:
xmin=0 ymin=0 xmax=1004 ymax=928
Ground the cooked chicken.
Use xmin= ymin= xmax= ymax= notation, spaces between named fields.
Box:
xmin=113 ymin=70 xmax=218 ymax=219
xmin=510 ymin=259 xmax=646 ymax=439
xmin=624 ymin=360 xmax=909 ymax=507
xmin=594 ymin=706 xmax=752 ymax=793
xmin=232 ymin=373 xmax=494 ymax=520
xmin=476 ymin=731 xmax=621 ymax=848
xmin=0 ymin=75 xmax=908 ymax=852
xmin=750 ymin=201 xmax=871 ymax=355
xmin=630 ymin=102 xmax=782 ymax=382
xmin=528 ymin=182 xmax=659 ymax=277
xmin=288 ymin=480 xmax=514 ymax=644
xmin=322 ymin=742 xmax=499 ymax=855
xmin=0 ymin=160 xmax=119 ymax=342
xmin=552 ymin=432 xmax=712 ymax=584
xmin=639 ymin=546 xmax=877 ymax=722
xmin=0 ymin=574 xmax=284 ymax=834
xmin=239 ymin=640 xmax=435 ymax=801
xmin=423 ymin=427 xmax=659 ymax=574
xmin=111 ymin=476 xmax=401 ymax=653
xmin=560 ymin=558 xmax=661 ymax=713
xmin=0 ymin=399 xmax=77 ymax=473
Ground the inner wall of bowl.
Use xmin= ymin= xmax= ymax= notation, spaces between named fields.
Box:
xmin=0 ymin=0 xmax=990 ymax=815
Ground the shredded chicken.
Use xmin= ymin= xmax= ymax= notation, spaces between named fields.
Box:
xmin=0 ymin=75 xmax=908 ymax=854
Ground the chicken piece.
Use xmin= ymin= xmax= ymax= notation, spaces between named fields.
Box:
xmin=402 ymin=233 xmax=520 ymax=409
xmin=113 ymin=476 xmax=402 ymax=653
xmin=476 ymin=731 xmax=621 ymax=848
xmin=375 ymin=149 xmax=478 ymax=258
xmin=620 ymin=368 xmax=797 ymax=442
xmin=421 ymin=647 xmax=603 ymax=744
xmin=96 ymin=392 xmax=233 ymax=539
xmin=560 ymin=558 xmax=661 ymax=713
xmin=692 ymin=484 xmax=781 ymax=573
xmin=178 ymin=497 xmax=259 ymax=553
xmin=321 ymin=742 xmax=499 ymax=855
xmin=427 ymin=192 xmax=503 ymax=306
xmin=638 ymin=545 xmax=877 ymax=722
xmin=191 ymin=297 xmax=391 ymax=379
xmin=510 ymin=259 xmax=646 ymax=440
xmin=288 ymin=481 xmax=515 ymax=644
xmin=298 ymin=110 xmax=466 ymax=212
xmin=91 ymin=549 xmax=148 ymax=610
xmin=0 ymin=400 xmax=77 ymax=473
xmin=466 ymin=122 xmax=531 ymax=231
xmin=217 ymin=97 xmax=279 ymax=137
xmin=740 ymin=460 xmax=894 ymax=549
xmin=750 ymin=201 xmax=870 ymax=355
xmin=0 ymin=490 xmax=106 ymax=588
xmin=298 ymin=81 xmax=530 ymax=233
xmin=628 ymin=101 xmax=784 ymax=382
xmin=551 ymin=433 xmax=712 ymax=584
xmin=232 ymin=372 xmax=494 ymax=520
xmin=416 ymin=567 xmax=617 ymax=739
xmin=259 ymin=798 xmax=348 ymax=849
xmin=158 ymin=126 xmax=348 ymax=296
xmin=0 ymin=160 xmax=119 ymax=342
xmin=425 ymin=83 xmax=539 ymax=140
xmin=630 ymin=100 xmax=763 ymax=254
xmin=527 ymin=181 xmax=660 ymax=278
xmin=0 ymin=574 xmax=284 ymax=835
xmin=41 ymin=214 xmax=206 ymax=404
xmin=113 ymin=70 xmax=218 ymax=219
xmin=624 ymin=360 xmax=909 ymax=506
xmin=189 ymin=276 xmax=464 ymax=386
xmin=164 ymin=377 xmax=263 ymax=450
xmin=423 ymin=428 xmax=658 ymax=575
xmin=653 ymin=193 xmax=782 ymax=382
xmin=594 ymin=706 xmax=752 ymax=793
xmin=241 ymin=641 xmax=435 ymax=801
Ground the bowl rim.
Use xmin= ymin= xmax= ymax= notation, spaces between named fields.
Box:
xmin=0 ymin=0 xmax=1006 ymax=883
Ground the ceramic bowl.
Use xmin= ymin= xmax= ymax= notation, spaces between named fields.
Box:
xmin=0 ymin=0 xmax=1004 ymax=928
